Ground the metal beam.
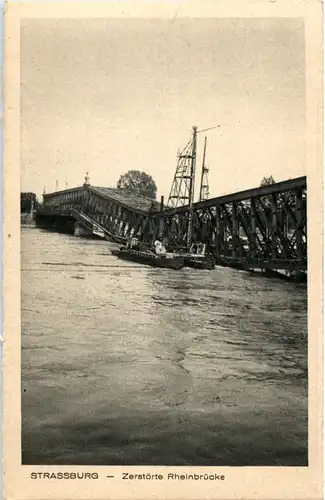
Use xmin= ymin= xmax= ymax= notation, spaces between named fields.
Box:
xmin=157 ymin=176 xmax=306 ymax=216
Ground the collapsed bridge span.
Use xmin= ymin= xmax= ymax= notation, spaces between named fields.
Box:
xmin=36 ymin=176 xmax=307 ymax=274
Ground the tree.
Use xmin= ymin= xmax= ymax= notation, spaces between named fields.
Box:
xmin=117 ymin=170 xmax=157 ymax=199
xmin=260 ymin=175 xmax=276 ymax=187
xmin=21 ymin=192 xmax=39 ymax=213
xmin=260 ymin=176 xmax=296 ymax=208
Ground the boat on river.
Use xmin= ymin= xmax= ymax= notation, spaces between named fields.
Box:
xmin=184 ymin=252 xmax=215 ymax=270
xmin=110 ymin=246 xmax=185 ymax=270
xmin=171 ymin=243 xmax=216 ymax=270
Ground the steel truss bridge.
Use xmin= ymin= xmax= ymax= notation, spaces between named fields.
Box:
xmin=36 ymin=175 xmax=307 ymax=273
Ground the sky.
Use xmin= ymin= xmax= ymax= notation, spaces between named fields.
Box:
xmin=20 ymin=18 xmax=305 ymax=202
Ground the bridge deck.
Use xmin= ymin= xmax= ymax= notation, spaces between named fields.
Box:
xmin=43 ymin=186 xmax=161 ymax=214
xmin=90 ymin=187 xmax=161 ymax=213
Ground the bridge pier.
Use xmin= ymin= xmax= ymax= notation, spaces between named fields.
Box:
xmin=35 ymin=213 xmax=75 ymax=234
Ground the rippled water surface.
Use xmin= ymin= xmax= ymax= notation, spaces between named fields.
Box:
xmin=21 ymin=228 xmax=308 ymax=465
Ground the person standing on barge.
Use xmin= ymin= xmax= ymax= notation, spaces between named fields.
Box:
xmin=154 ymin=240 xmax=167 ymax=255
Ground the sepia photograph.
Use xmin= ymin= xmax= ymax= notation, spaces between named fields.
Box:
xmin=18 ymin=15 xmax=310 ymax=468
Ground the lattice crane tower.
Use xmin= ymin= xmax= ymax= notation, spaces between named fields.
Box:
xmin=167 ymin=126 xmax=198 ymax=209
xmin=199 ymin=136 xmax=209 ymax=201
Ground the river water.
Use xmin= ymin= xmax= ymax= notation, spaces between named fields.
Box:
xmin=21 ymin=227 xmax=308 ymax=466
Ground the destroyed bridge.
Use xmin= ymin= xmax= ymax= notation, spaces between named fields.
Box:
xmin=36 ymin=175 xmax=307 ymax=274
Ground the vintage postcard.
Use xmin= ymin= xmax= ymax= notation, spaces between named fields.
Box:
xmin=2 ymin=0 xmax=323 ymax=499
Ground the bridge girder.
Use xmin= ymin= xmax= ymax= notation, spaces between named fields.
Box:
xmin=37 ymin=177 xmax=307 ymax=272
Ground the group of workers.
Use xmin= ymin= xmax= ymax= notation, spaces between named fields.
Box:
xmin=126 ymin=237 xmax=141 ymax=250
xmin=126 ymin=236 xmax=167 ymax=255
xmin=126 ymin=236 xmax=206 ymax=256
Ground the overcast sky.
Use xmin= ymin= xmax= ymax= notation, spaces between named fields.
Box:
xmin=21 ymin=18 xmax=305 ymax=201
